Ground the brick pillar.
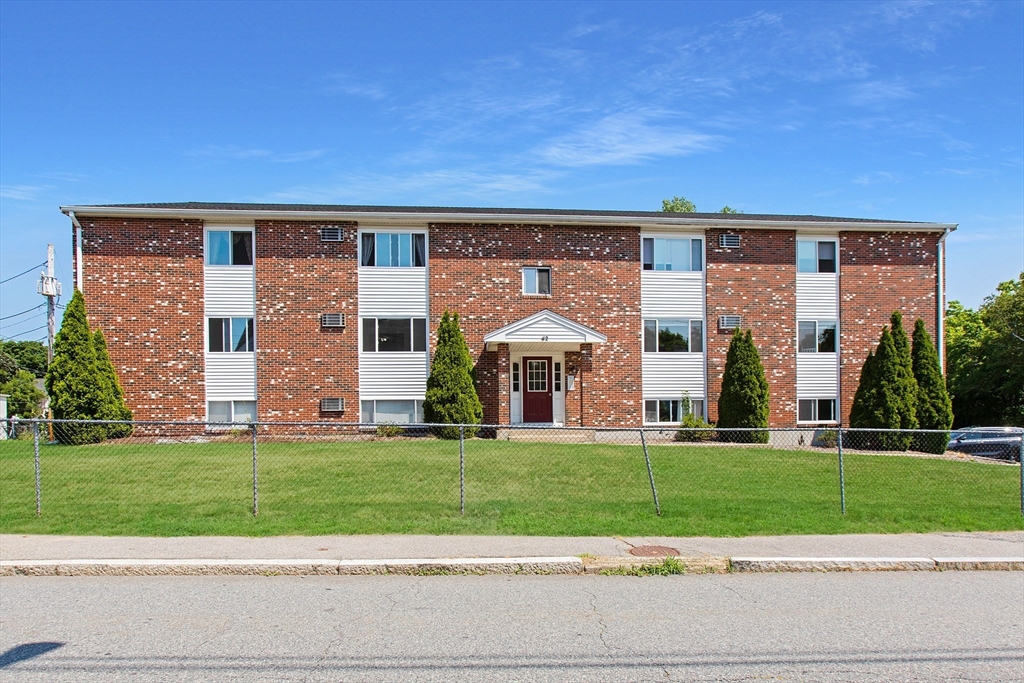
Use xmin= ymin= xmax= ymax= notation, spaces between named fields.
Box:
xmin=579 ymin=343 xmax=594 ymax=426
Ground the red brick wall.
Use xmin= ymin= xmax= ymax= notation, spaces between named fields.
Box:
xmin=254 ymin=221 xmax=359 ymax=421
xmin=705 ymin=228 xmax=798 ymax=426
xmin=428 ymin=223 xmax=641 ymax=426
xmin=839 ymin=231 xmax=940 ymax=423
xmin=79 ymin=217 xmax=205 ymax=420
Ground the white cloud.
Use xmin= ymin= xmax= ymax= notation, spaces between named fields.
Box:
xmin=0 ymin=185 xmax=50 ymax=201
xmin=186 ymin=146 xmax=327 ymax=163
xmin=852 ymin=171 xmax=901 ymax=186
xmin=847 ymin=80 xmax=915 ymax=106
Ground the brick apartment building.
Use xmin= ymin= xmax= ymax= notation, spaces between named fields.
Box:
xmin=59 ymin=203 xmax=955 ymax=428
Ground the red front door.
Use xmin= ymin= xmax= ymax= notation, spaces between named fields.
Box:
xmin=522 ymin=357 xmax=553 ymax=423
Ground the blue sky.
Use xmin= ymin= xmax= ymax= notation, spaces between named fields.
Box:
xmin=1 ymin=0 xmax=1022 ymax=341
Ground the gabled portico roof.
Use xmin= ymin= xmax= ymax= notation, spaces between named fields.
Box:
xmin=483 ymin=310 xmax=607 ymax=350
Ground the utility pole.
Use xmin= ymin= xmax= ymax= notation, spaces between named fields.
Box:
xmin=38 ymin=245 xmax=61 ymax=442
xmin=38 ymin=244 xmax=62 ymax=364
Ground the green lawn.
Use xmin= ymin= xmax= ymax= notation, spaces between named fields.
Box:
xmin=0 ymin=437 xmax=1020 ymax=536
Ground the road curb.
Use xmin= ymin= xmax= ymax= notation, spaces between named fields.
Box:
xmin=0 ymin=557 xmax=584 ymax=577
xmin=729 ymin=557 xmax=1024 ymax=572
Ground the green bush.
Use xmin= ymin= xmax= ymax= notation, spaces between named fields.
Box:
xmin=1 ymin=370 xmax=44 ymax=418
xmin=93 ymin=330 xmax=133 ymax=439
xmin=911 ymin=319 xmax=953 ymax=453
xmin=676 ymin=393 xmax=716 ymax=441
xmin=717 ymin=328 xmax=769 ymax=443
xmin=423 ymin=310 xmax=483 ymax=439
xmin=849 ymin=321 xmax=915 ymax=450
xmin=45 ymin=291 xmax=107 ymax=444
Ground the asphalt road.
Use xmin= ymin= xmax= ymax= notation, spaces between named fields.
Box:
xmin=1 ymin=573 xmax=1022 ymax=682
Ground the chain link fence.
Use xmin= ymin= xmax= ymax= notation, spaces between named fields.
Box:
xmin=1 ymin=419 xmax=1021 ymax=535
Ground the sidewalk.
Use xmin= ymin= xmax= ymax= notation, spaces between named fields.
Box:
xmin=2 ymin=531 xmax=1022 ymax=575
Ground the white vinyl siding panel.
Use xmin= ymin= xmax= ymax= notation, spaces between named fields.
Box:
xmin=358 ymin=268 xmax=428 ymax=317
xmin=641 ymin=271 xmax=704 ymax=318
xmin=796 ymin=273 xmax=838 ymax=319
xmin=204 ymin=266 xmax=255 ymax=317
xmin=502 ymin=320 xmax=589 ymax=343
xmin=205 ymin=353 xmax=256 ymax=400
xmin=796 ymin=354 xmax=838 ymax=397
xmin=359 ymin=352 xmax=428 ymax=400
xmin=642 ymin=353 xmax=705 ymax=399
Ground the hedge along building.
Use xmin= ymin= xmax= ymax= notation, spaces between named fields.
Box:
xmin=59 ymin=203 xmax=955 ymax=429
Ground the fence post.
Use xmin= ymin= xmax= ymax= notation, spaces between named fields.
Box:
xmin=33 ymin=420 xmax=41 ymax=517
xmin=251 ymin=422 xmax=259 ymax=517
xmin=1018 ymin=432 xmax=1023 ymax=517
xmin=639 ymin=428 xmax=661 ymax=516
xmin=837 ymin=426 xmax=846 ymax=515
xmin=459 ymin=425 xmax=465 ymax=516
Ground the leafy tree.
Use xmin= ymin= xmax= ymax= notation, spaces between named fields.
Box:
xmin=676 ymin=392 xmax=715 ymax=442
xmin=717 ymin=328 xmax=770 ymax=443
xmin=1 ymin=340 xmax=48 ymax=377
xmin=719 ymin=206 xmax=741 ymax=214
xmin=849 ymin=326 xmax=912 ymax=450
xmin=888 ymin=311 xmax=919 ymax=433
xmin=44 ymin=290 xmax=107 ymax=444
xmin=94 ymin=329 xmax=134 ymax=438
xmin=0 ymin=350 xmax=16 ymax=386
xmin=911 ymin=319 xmax=953 ymax=453
xmin=945 ymin=274 xmax=1024 ymax=427
xmin=1 ymin=370 xmax=45 ymax=418
xmin=423 ymin=311 xmax=483 ymax=439
xmin=661 ymin=196 xmax=697 ymax=213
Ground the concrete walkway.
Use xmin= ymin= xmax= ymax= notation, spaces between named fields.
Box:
xmin=2 ymin=531 xmax=1021 ymax=575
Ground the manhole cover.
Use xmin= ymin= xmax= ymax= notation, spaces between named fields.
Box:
xmin=628 ymin=545 xmax=680 ymax=557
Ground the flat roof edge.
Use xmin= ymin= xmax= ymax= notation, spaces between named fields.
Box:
xmin=59 ymin=205 xmax=957 ymax=232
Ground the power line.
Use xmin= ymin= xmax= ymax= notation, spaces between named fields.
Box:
xmin=1 ymin=324 xmax=47 ymax=338
xmin=0 ymin=312 xmax=46 ymax=331
xmin=0 ymin=262 xmax=46 ymax=285
xmin=0 ymin=303 xmax=45 ymax=321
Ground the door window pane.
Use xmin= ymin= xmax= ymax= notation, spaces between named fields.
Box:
xmin=817 ymin=242 xmax=836 ymax=273
xmin=554 ymin=362 xmax=562 ymax=392
xmin=527 ymin=360 xmax=547 ymax=392
xmin=207 ymin=232 xmax=231 ymax=265
xmin=512 ymin=363 xmax=520 ymax=392
xmin=377 ymin=319 xmax=411 ymax=352
xmin=797 ymin=241 xmax=817 ymax=272
xmin=231 ymin=232 xmax=253 ymax=265
xmin=817 ymin=322 xmax=836 ymax=353
xmin=689 ymin=320 xmax=704 ymax=353
xmin=798 ymin=321 xmax=818 ymax=353
xmin=658 ymin=320 xmax=689 ymax=352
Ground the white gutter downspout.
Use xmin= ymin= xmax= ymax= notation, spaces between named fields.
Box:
xmin=937 ymin=227 xmax=950 ymax=374
xmin=69 ymin=211 xmax=83 ymax=292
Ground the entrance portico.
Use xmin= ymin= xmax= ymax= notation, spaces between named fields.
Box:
xmin=483 ymin=310 xmax=607 ymax=425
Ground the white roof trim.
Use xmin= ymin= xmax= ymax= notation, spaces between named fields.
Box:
xmin=483 ymin=309 xmax=608 ymax=345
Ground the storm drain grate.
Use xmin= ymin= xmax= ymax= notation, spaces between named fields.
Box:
xmin=628 ymin=545 xmax=680 ymax=557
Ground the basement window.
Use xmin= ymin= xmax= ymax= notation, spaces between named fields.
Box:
xmin=798 ymin=399 xmax=837 ymax=423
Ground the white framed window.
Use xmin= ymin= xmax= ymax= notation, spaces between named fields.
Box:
xmin=208 ymin=318 xmax=255 ymax=352
xmin=512 ymin=362 xmax=520 ymax=392
xmin=206 ymin=230 xmax=253 ymax=266
xmin=644 ymin=398 xmax=705 ymax=424
xmin=523 ymin=267 xmax=551 ymax=295
xmin=360 ymin=399 xmax=423 ymax=424
xmin=797 ymin=240 xmax=837 ymax=273
xmin=798 ymin=398 xmax=837 ymax=423
xmin=207 ymin=400 xmax=257 ymax=424
xmin=797 ymin=320 xmax=836 ymax=353
xmin=361 ymin=318 xmax=427 ymax=352
xmin=643 ymin=319 xmax=704 ymax=353
xmin=360 ymin=232 xmax=426 ymax=267
xmin=642 ymin=237 xmax=703 ymax=271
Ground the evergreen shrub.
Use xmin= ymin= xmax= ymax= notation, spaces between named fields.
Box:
xmin=911 ymin=318 xmax=954 ymax=454
xmin=717 ymin=328 xmax=770 ymax=443
xmin=423 ymin=311 xmax=483 ymax=439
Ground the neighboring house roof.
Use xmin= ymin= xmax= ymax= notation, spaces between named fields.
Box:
xmin=59 ymin=202 xmax=957 ymax=232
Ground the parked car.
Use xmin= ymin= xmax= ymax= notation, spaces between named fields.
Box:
xmin=947 ymin=427 xmax=1023 ymax=461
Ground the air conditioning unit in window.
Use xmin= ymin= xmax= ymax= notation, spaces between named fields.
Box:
xmin=719 ymin=315 xmax=741 ymax=330
xmin=320 ymin=226 xmax=343 ymax=242
xmin=719 ymin=234 xmax=741 ymax=248
xmin=321 ymin=313 xmax=345 ymax=328
xmin=320 ymin=398 xmax=345 ymax=412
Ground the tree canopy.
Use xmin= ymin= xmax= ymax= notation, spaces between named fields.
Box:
xmin=660 ymin=196 xmax=742 ymax=214
xmin=1 ymin=340 xmax=48 ymax=378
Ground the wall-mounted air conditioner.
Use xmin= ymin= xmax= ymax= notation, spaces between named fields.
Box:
xmin=719 ymin=234 xmax=741 ymax=248
xmin=320 ymin=398 xmax=345 ymax=412
xmin=719 ymin=315 xmax=741 ymax=329
xmin=321 ymin=313 xmax=345 ymax=328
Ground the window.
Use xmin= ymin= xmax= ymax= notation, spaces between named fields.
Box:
xmin=642 ymin=238 xmax=703 ymax=271
xmin=643 ymin=319 xmax=704 ymax=353
xmin=644 ymin=398 xmax=705 ymax=423
xmin=512 ymin=362 xmax=520 ymax=392
xmin=523 ymin=267 xmax=551 ymax=295
xmin=527 ymin=360 xmax=547 ymax=392
xmin=360 ymin=399 xmax=423 ymax=424
xmin=797 ymin=240 xmax=837 ymax=273
xmin=798 ymin=398 xmax=836 ymax=423
xmin=208 ymin=318 xmax=254 ymax=352
xmin=362 ymin=318 xmax=427 ymax=352
xmin=554 ymin=362 xmax=562 ymax=392
xmin=208 ymin=400 xmax=256 ymax=423
xmin=207 ymin=231 xmax=253 ymax=266
xmin=360 ymin=232 xmax=425 ymax=267
xmin=797 ymin=321 xmax=836 ymax=353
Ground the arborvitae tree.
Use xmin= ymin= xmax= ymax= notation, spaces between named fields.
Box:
xmin=888 ymin=311 xmax=919 ymax=433
xmin=849 ymin=327 xmax=912 ymax=450
xmin=717 ymin=328 xmax=770 ymax=443
xmin=423 ymin=311 xmax=483 ymax=439
xmin=911 ymin=319 xmax=953 ymax=453
xmin=93 ymin=329 xmax=134 ymax=439
xmin=849 ymin=349 xmax=878 ymax=430
xmin=44 ymin=290 xmax=107 ymax=444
